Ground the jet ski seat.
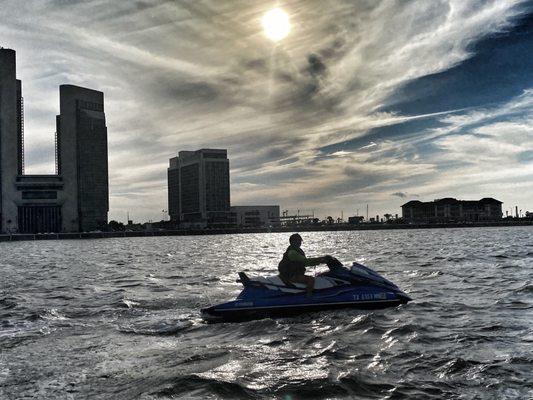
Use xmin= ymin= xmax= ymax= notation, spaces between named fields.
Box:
xmin=247 ymin=275 xmax=339 ymax=293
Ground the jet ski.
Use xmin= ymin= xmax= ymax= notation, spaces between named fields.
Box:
xmin=201 ymin=259 xmax=411 ymax=322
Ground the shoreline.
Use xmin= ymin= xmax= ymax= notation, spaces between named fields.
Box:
xmin=0 ymin=220 xmax=532 ymax=242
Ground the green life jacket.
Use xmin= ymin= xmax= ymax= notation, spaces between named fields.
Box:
xmin=278 ymin=245 xmax=306 ymax=278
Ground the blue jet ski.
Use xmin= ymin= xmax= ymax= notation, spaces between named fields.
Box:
xmin=201 ymin=259 xmax=411 ymax=322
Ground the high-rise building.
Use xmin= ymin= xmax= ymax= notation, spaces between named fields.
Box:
xmin=167 ymin=157 xmax=180 ymax=222
xmin=0 ymin=49 xmax=22 ymax=233
xmin=57 ymin=85 xmax=109 ymax=232
xmin=0 ymin=48 xmax=109 ymax=233
xmin=168 ymin=149 xmax=230 ymax=227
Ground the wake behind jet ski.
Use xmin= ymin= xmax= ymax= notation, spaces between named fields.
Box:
xmin=201 ymin=257 xmax=411 ymax=322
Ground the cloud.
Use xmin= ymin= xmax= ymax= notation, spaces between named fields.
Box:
xmin=380 ymin=89 xmax=533 ymax=207
xmin=0 ymin=0 xmax=531 ymax=220
xmin=359 ymin=142 xmax=378 ymax=150
xmin=392 ymin=192 xmax=407 ymax=198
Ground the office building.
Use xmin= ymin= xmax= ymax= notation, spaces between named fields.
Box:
xmin=168 ymin=149 xmax=230 ymax=227
xmin=57 ymin=85 xmax=109 ymax=232
xmin=0 ymin=48 xmax=108 ymax=233
xmin=230 ymin=205 xmax=280 ymax=228
xmin=167 ymin=157 xmax=180 ymax=222
xmin=402 ymin=197 xmax=502 ymax=223
xmin=0 ymin=49 xmax=21 ymax=233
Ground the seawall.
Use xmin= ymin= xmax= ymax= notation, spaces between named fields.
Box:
xmin=1 ymin=221 xmax=532 ymax=242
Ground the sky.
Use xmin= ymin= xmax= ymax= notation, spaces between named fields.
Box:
xmin=1 ymin=0 xmax=532 ymax=222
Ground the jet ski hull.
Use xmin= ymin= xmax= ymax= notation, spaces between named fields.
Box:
xmin=202 ymin=284 xmax=411 ymax=322
xmin=202 ymin=297 xmax=407 ymax=322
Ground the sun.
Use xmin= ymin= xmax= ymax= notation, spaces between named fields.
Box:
xmin=261 ymin=8 xmax=290 ymax=42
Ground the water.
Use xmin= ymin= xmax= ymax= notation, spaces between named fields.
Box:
xmin=0 ymin=227 xmax=532 ymax=399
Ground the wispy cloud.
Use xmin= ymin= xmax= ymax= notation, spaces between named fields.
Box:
xmin=392 ymin=192 xmax=407 ymax=199
xmin=0 ymin=0 xmax=531 ymax=220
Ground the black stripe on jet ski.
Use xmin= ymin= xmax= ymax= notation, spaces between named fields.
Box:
xmin=215 ymin=299 xmax=399 ymax=312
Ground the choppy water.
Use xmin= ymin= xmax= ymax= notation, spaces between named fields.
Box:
xmin=0 ymin=227 xmax=532 ymax=399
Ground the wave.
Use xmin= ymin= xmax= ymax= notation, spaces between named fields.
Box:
xmin=493 ymin=254 xmax=509 ymax=259
xmin=117 ymin=297 xmax=204 ymax=310
xmin=152 ymin=375 xmax=254 ymax=399
xmin=44 ymin=294 xmax=75 ymax=300
xmin=118 ymin=319 xmax=193 ymax=336
xmin=514 ymin=282 xmax=533 ymax=293
xmin=494 ymin=299 xmax=532 ymax=309
xmin=437 ymin=357 xmax=481 ymax=375
xmin=2 ymin=229 xmax=532 ymax=400
xmin=477 ymin=324 xmax=505 ymax=332
xmin=150 ymin=372 xmax=397 ymax=399
xmin=0 ymin=297 xmax=17 ymax=310
xmin=121 ymin=299 xmax=140 ymax=308
xmin=382 ymin=323 xmax=426 ymax=337
xmin=403 ymin=269 xmax=443 ymax=278
xmin=39 ymin=308 xmax=69 ymax=320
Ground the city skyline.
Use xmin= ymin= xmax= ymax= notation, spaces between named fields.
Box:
xmin=1 ymin=0 xmax=532 ymax=222
xmin=0 ymin=48 xmax=109 ymax=233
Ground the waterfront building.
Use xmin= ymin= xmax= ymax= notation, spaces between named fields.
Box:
xmin=167 ymin=157 xmax=180 ymax=222
xmin=0 ymin=48 xmax=108 ymax=233
xmin=57 ymin=85 xmax=109 ymax=232
xmin=402 ymin=197 xmax=502 ymax=223
xmin=230 ymin=205 xmax=280 ymax=228
xmin=167 ymin=149 xmax=230 ymax=227
xmin=0 ymin=49 xmax=22 ymax=233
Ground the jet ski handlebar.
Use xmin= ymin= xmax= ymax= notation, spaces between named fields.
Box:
xmin=325 ymin=256 xmax=343 ymax=270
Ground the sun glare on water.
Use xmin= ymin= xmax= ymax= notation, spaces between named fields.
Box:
xmin=261 ymin=8 xmax=290 ymax=42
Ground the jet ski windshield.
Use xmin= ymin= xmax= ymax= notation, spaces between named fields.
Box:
xmin=322 ymin=258 xmax=398 ymax=290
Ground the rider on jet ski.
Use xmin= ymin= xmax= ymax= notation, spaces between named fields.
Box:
xmin=278 ymin=233 xmax=331 ymax=296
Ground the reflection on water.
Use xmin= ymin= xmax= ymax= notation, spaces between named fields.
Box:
xmin=0 ymin=227 xmax=532 ymax=399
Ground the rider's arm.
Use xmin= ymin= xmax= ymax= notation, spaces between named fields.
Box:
xmin=287 ymin=250 xmax=324 ymax=266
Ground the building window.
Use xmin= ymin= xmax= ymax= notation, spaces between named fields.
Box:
xmin=22 ymin=191 xmax=57 ymax=200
